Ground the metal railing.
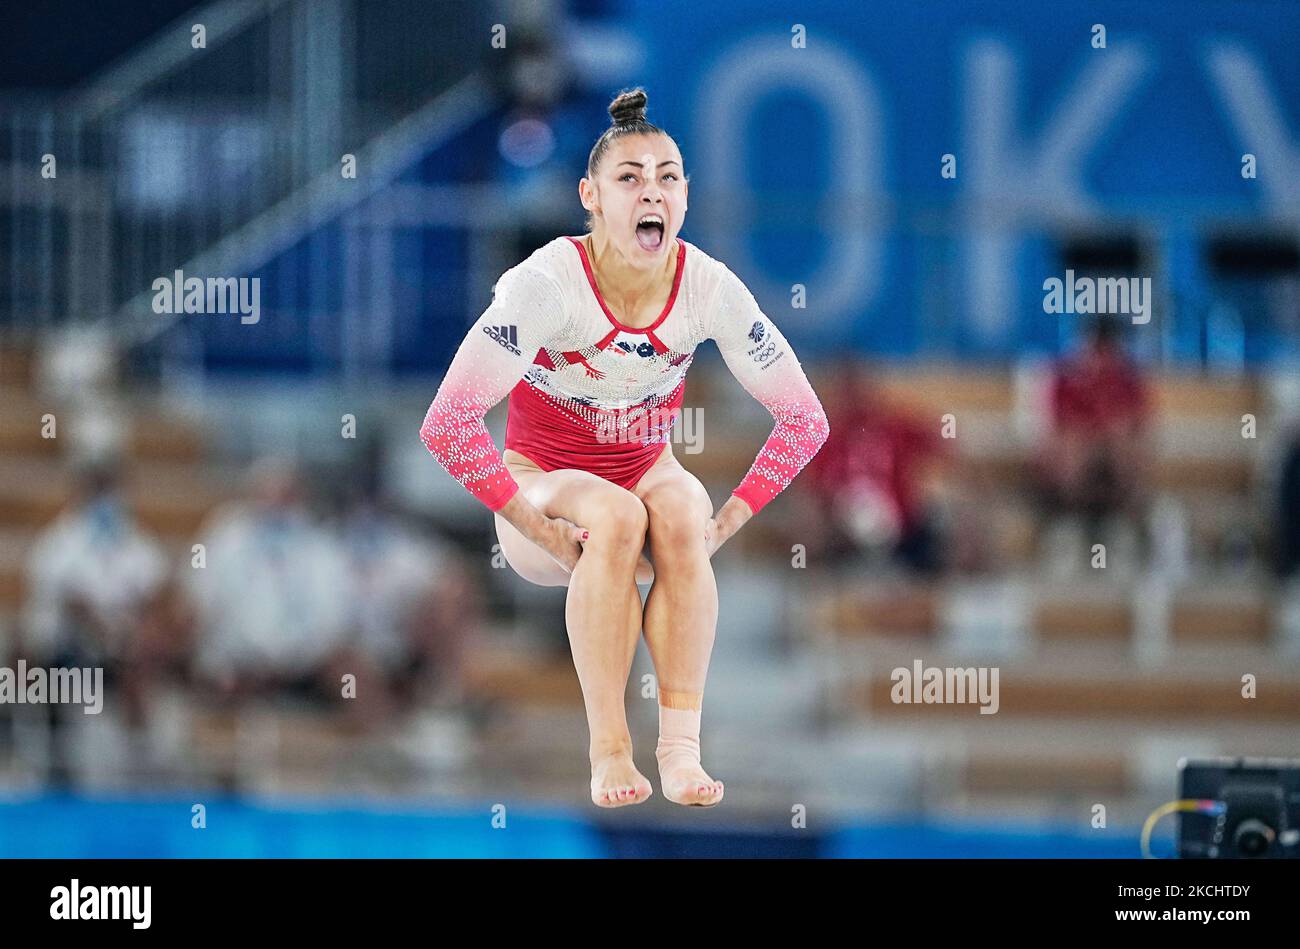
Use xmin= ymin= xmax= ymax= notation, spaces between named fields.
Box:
xmin=1 ymin=0 xmax=491 ymax=355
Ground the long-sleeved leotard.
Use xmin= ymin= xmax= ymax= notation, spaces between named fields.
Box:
xmin=419 ymin=235 xmax=830 ymax=516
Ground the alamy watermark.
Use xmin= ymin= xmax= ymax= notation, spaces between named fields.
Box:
xmin=0 ymin=661 xmax=104 ymax=714
xmin=50 ymin=879 xmax=151 ymax=929
xmin=890 ymin=660 xmax=999 ymax=714
xmin=594 ymin=406 xmax=703 ymax=453
xmin=1042 ymin=269 xmax=1151 ymax=324
xmin=152 ymin=269 xmax=260 ymax=324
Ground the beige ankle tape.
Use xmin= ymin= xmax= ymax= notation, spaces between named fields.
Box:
xmin=659 ymin=690 xmax=703 ymax=711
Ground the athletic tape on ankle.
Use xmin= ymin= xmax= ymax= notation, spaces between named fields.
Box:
xmin=659 ymin=690 xmax=703 ymax=711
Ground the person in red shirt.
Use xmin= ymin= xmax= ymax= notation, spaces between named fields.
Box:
xmin=806 ymin=360 xmax=950 ymax=574
xmin=1038 ymin=318 xmax=1152 ymax=522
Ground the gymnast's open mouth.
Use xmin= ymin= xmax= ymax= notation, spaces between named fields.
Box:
xmin=635 ymin=212 xmax=664 ymax=251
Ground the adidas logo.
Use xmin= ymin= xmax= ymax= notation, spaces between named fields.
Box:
xmin=483 ymin=323 xmax=521 ymax=355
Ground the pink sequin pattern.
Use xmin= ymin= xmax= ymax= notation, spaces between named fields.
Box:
xmin=710 ymin=266 xmax=831 ymax=514
xmin=418 ymin=264 xmax=569 ymax=511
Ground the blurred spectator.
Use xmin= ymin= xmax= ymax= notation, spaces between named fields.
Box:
xmin=490 ymin=0 xmax=573 ymax=186
xmin=334 ymin=468 xmax=483 ymax=718
xmin=1036 ymin=318 xmax=1153 ymax=529
xmin=36 ymin=328 xmax=129 ymax=464
xmin=20 ymin=458 xmax=183 ymax=780
xmin=803 ymin=360 xmax=952 ymax=575
xmin=188 ymin=457 xmax=363 ymax=717
xmin=488 ymin=0 xmax=589 ymax=255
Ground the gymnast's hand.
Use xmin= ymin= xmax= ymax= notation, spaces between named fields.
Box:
xmin=704 ymin=517 xmax=721 ymax=557
xmin=705 ymin=497 xmax=752 ymax=558
xmin=540 ymin=515 xmax=589 ymax=574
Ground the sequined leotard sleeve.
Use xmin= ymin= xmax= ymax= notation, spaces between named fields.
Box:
xmin=419 ymin=264 xmax=567 ymax=511
xmin=708 ymin=265 xmax=831 ymax=515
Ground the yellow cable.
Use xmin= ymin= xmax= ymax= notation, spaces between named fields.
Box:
xmin=1141 ymin=799 xmax=1217 ymax=859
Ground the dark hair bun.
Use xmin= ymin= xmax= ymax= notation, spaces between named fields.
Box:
xmin=609 ymin=88 xmax=648 ymax=127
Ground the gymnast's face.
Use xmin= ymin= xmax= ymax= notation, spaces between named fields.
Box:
xmin=581 ymin=134 xmax=688 ymax=269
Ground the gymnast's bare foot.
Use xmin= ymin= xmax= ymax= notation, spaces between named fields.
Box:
xmin=590 ymin=743 xmax=653 ymax=807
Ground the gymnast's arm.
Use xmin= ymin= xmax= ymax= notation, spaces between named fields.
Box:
xmin=418 ymin=265 xmax=586 ymax=572
xmin=707 ymin=265 xmax=831 ymax=551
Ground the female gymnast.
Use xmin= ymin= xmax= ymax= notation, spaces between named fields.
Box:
xmin=420 ymin=88 xmax=830 ymax=808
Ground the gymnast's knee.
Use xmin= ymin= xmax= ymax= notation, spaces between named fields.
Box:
xmin=583 ymin=491 xmax=649 ymax=553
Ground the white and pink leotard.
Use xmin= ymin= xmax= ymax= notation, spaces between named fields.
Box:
xmin=420 ymin=235 xmax=830 ymax=515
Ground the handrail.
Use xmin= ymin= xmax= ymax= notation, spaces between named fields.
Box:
xmin=106 ymin=70 xmax=496 ymax=346
xmin=74 ymin=0 xmax=297 ymax=122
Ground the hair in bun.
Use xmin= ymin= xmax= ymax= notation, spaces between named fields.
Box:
xmin=608 ymin=88 xmax=648 ymax=127
xmin=586 ymin=87 xmax=665 ymax=177
xmin=584 ymin=87 xmax=677 ymax=230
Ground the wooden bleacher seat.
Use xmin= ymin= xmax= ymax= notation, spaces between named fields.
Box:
xmin=1171 ymin=595 xmax=1273 ymax=644
xmin=463 ymin=644 xmax=584 ymax=707
xmin=812 ymin=584 xmax=940 ymax=640
xmin=1151 ymin=376 xmax=1261 ymax=417
xmin=964 ymin=752 xmax=1130 ymax=794
xmin=1034 ymin=595 xmax=1133 ymax=643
